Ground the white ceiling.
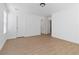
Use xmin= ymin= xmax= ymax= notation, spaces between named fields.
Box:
xmin=7 ymin=3 xmax=78 ymax=16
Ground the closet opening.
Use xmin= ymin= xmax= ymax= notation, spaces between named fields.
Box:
xmin=41 ymin=17 xmax=52 ymax=36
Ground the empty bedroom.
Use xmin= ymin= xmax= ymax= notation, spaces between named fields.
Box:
xmin=0 ymin=3 xmax=79 ymax=55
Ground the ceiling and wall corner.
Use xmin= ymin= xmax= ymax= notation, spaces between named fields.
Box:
xmin=5 ymin=3 xmax=79 ymax=40
xmin=6 ymin=3 xmax=78 ymax=17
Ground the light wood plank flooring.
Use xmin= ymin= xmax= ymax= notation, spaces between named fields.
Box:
xmin=0 ymin=35 xmax=79 ymax=55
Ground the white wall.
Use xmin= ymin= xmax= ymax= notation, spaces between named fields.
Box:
xmin=0 ymin=7 xmax=4 ymax=49
xmin=52 ymin=5 xmax=79 ymax=44
xmin=17 ymin=13 xmax=41 ymax=37
xmin=7 ymin=11 xmax=41 ymax=39
xmin=0 ymin=7 xmax=4 ymax=35
xmin=7 ymin=11 xmax=17 ymax=39
xmin=0 ymin=4 xmax=7 ymax=49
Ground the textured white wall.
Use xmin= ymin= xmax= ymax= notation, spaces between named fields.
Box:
xmin=0 ymin=7 xmax=3 ymax=35
xmin=0 ymin=4 xmax=8 ymax=49
xmin=7 ymin=11 xmax=41 ymax=39
xmin=0 ymin=7 xmax=4 ymax=49
xmin=52 ymin=6 xmax=79 ymax=44
xmin=17 ymin=13 xmax=41 ymax=37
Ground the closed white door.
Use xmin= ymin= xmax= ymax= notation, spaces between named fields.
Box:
xmin=16 ymin=15 xmax=25 ymax=37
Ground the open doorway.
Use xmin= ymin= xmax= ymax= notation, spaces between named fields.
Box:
xmin=41 ymin=17 xmax=52 ymax=36
xmin=50 ymin=19 xmax=52 ymax=35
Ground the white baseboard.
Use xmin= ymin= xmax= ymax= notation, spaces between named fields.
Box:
xmin=7 ymin=34 xmax=41 ymax=40
xmin=0 ymin=39 xmax=7 ymax=50
xmin=7 ymin=36 xmax=16 ymax=40
xmin=52 ymin=34 xmax=79 ymax=44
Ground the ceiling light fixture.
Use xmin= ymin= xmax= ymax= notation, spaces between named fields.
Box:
xmin=40 ymin=3 xmax=46 ymax=7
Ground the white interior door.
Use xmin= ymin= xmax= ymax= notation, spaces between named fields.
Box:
xmin=7 ymin=12 xmax=17 ymax=39
xmin=16 ymin=15 xmax=24 ymax=37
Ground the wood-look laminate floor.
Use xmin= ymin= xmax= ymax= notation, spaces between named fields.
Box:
xmin=0 ymin=35 xmax=79 ymax=55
